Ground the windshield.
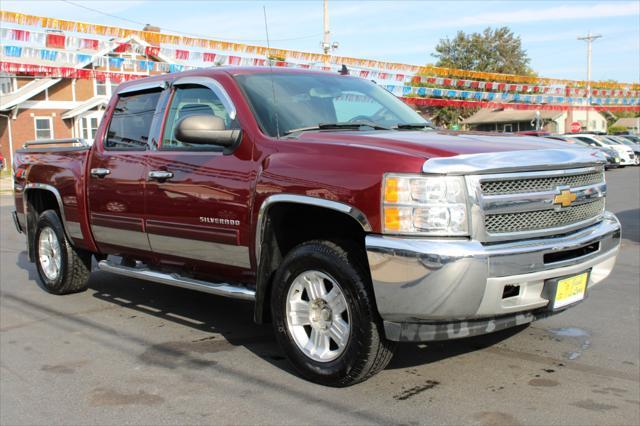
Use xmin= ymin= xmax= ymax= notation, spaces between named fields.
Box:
xmin=235 ymin=72 xmax=430 ymax=137
xmin=595 ymin=136 xmax=619 ymax=145
xmin=613 ymin=137 xmax=635 ymax=146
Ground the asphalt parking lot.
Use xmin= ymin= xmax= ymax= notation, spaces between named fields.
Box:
xmin=1 ymin=167 xmax=638 ymax=426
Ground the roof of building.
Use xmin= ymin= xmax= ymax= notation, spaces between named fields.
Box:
xmin=613 ymin=117 xmax=640 ymax=129
xmin=463 ymin=108 xmax=564 ymax=125
xmin=0 ymin=78 xmax=61 ymax=111
xmin=61 ymin=96 xmax=109 ymax=119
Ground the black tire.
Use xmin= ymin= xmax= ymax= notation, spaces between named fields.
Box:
xmin=34 ymin=210 xmax=91 ymax=294
xmin=271 ymin=240 xmax=395 ymax=386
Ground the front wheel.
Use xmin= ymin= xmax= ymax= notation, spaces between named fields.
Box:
xmin=271 ymin=240 xmax=395 ymax=386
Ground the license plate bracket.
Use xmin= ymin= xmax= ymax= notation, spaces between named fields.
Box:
xmin=543 ymin=270 xmax=590 ymax=311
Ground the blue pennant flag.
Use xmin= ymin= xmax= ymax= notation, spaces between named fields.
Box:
xmin=76 ymin=54 xmax=92 ymax=63
xmin=169 ymin=64 xmax=184 ymax=73
xmin=4 ymin=45 xmax=22 ymax=57
xmin=40 ymin=49 xmax=58 ymax=61
xmin=108 ymin=57 xmax=125 ymax=68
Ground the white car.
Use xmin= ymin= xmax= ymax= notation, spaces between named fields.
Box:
xmin=565 ymin=134 xmax=636 ymax=166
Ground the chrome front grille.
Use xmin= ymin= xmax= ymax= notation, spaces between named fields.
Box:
xmin=480 ymin=171 xmax=603 ymax=195
xmin=485 ymin=199 xmax=605 ymax=233
xmin=468 ymin=167 xmax=607 ymax=241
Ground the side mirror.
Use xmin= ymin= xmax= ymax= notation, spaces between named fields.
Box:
xmin=175 ymin=115 xmax=240 ymax=147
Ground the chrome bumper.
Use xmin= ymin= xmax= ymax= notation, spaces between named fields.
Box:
xmin=366 ymin=212 xmax=621 ymax=342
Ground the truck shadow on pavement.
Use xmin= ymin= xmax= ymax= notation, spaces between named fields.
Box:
xmin=615 ymin=208 xmax=639 ymax=243
xmin=15 ymin=251 xmax=524 ymax=376
xmin=86 ymin=268 xmax=523 ymax=373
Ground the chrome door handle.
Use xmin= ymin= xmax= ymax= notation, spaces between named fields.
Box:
xmin=90 ymin=168 xmax=111 ymax=178
xmin=148 ymin=170 xmax=174 ymax=181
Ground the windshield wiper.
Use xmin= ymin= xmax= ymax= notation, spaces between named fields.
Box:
xmin=285 ymin=121 xmax=391 ymax=135
xmin=393 ymin=122 xmax=436 ymax=130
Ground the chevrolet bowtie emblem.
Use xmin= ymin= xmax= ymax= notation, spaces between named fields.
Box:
xmin=554 ymin=189 xmax=577 ymax=207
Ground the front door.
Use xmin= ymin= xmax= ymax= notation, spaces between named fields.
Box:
xmin=87 ymin=86 xmax=164 ymax=259
xmin=143 ymin=76 xmax=254 ymax=282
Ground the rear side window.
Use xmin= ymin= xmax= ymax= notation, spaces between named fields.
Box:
xmin=161 ymin=85 xmax=238 ymax=150
xmin=105 ymin=90 xmax=161 ymax=150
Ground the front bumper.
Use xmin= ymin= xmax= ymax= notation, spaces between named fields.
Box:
xmin=366 ymin=212 xmax=621 ymax=342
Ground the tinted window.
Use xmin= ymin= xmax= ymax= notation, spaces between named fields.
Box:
xmin=161 ymin=85 xmax=238 ymax=150
xmin=105 ymin=90 xmax=161 ymax=150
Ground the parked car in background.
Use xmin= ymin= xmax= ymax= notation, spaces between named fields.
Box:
xmin=0 ymin=153 xmax=4 ymax=171
xmin=619 ymin=134 xmax=640 ymax=144
xmin=546 ymin=135 xmax=621 ymax=169
xmin=607 ymin=135 xmax=640 ymax=164
xmin=564 ymin=134 xmax=635 ymax=166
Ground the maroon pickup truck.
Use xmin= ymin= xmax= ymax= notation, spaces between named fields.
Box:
xmin=12 ymin=68 xmax=621 ymax=386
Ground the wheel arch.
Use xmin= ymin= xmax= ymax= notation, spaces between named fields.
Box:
xmin=253 ymin=194 xmax=373 ymax=324
xmin=23 ymin=184 xmax=74 ymax=261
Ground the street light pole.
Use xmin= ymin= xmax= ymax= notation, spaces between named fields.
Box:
xmin=578 ymin=32 xmax=602 ymax=131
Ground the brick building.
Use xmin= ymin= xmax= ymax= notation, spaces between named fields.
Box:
xmin=0 ymin=36 xmax=168 ymax=170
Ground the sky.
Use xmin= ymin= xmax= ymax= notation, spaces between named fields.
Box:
xmin=2 ymin=0 xmax=639 ymax=83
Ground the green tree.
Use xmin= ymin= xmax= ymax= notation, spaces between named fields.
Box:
xmin=425 ymin=27 xmax=533 ymax=128
xmin=432 ymin=27 xmax=534 ymax=75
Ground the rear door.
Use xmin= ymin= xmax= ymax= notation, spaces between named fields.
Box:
xmin=87 ymin=82 xmax=166 ymax=259
xmin=143 ymin=76 xmax=254 ymax=281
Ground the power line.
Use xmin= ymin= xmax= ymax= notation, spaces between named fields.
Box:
xmin=60 ymin=0 xmax=322 ymax=43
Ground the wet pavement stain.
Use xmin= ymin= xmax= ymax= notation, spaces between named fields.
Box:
xmin=570 ymin=399 xmax=618 ymax=412
xmin=40 ymin=360 xmax=89 ymax=374
xmin=473 ymin=411 xmax=522 ymax=426
xmin=393 ymin=380 xmax=439 ymax=401
xmin=548 ymin=327 xmax=591 ymax=360
xmin=90 ymin=388 xmax=164 ymax=406
xmin=139 ymin=339 xmax=234 ymax=369
xmin=528 ymin=378 xmax=559 ymax=387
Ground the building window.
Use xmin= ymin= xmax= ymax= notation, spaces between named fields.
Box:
xmin=34 ymin=117 xmax=54 ymax=140
xmin=81 ymin=117 xmax=99 ymax=142
xmin=0 ymin=72 xmax=15 ymax=95
xmin=95 ymin=79 xmax=120 ymax=97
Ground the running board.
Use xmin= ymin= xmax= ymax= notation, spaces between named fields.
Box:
xmin=97 ymin=260 xmax=255 ymax=301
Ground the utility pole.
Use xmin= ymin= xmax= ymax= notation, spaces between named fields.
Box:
xmin=323 ymin=0 xmax=330 ymax=56
xmin=578 ymin=32 xmax=602 ymax=132
xmin=321 ymin=0 xmax=338 ymax=66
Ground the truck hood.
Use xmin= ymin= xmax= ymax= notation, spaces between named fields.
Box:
xmin=292 ymin=130 xmax=576 ymax=159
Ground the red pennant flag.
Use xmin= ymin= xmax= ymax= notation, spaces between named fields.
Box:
xmin=175 ymin=49 xmax=190 ymax=60
xmin=145 ymin=46 xmax=160 ymax=57
xmin=80 ymin=38 xmax=99 ymax=50
xmin=228 ymin=56 xmax=241 ymax=65
xmin=11 ymin=29 xmax=30 ymax=41
xmin=46 ymin=33 xmax=65 ymax=49
xmin=114 ymin=43 xmax=130 ymax=53
xmin=203 ymin=52 xmax=216 ymax=62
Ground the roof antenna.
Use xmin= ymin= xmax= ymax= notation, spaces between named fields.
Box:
xmin=263 ymin=5 xmax=280 ymax=139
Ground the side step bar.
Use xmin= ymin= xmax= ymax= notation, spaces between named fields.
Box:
xmin=97 ymin=260 xmax=255 ymax=301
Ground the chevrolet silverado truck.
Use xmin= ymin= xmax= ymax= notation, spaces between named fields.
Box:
xmin=12 ymin=68 xmax=621 ymax=386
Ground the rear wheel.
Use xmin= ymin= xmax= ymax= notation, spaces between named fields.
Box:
xmin=34 ymin=210 xmax=91 ymax=294
xmin=271 ymin=240 xmax=395 ymax=386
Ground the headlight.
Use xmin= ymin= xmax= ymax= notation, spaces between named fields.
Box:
xmin=382 ymin=174 xmax=469 ymax=236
